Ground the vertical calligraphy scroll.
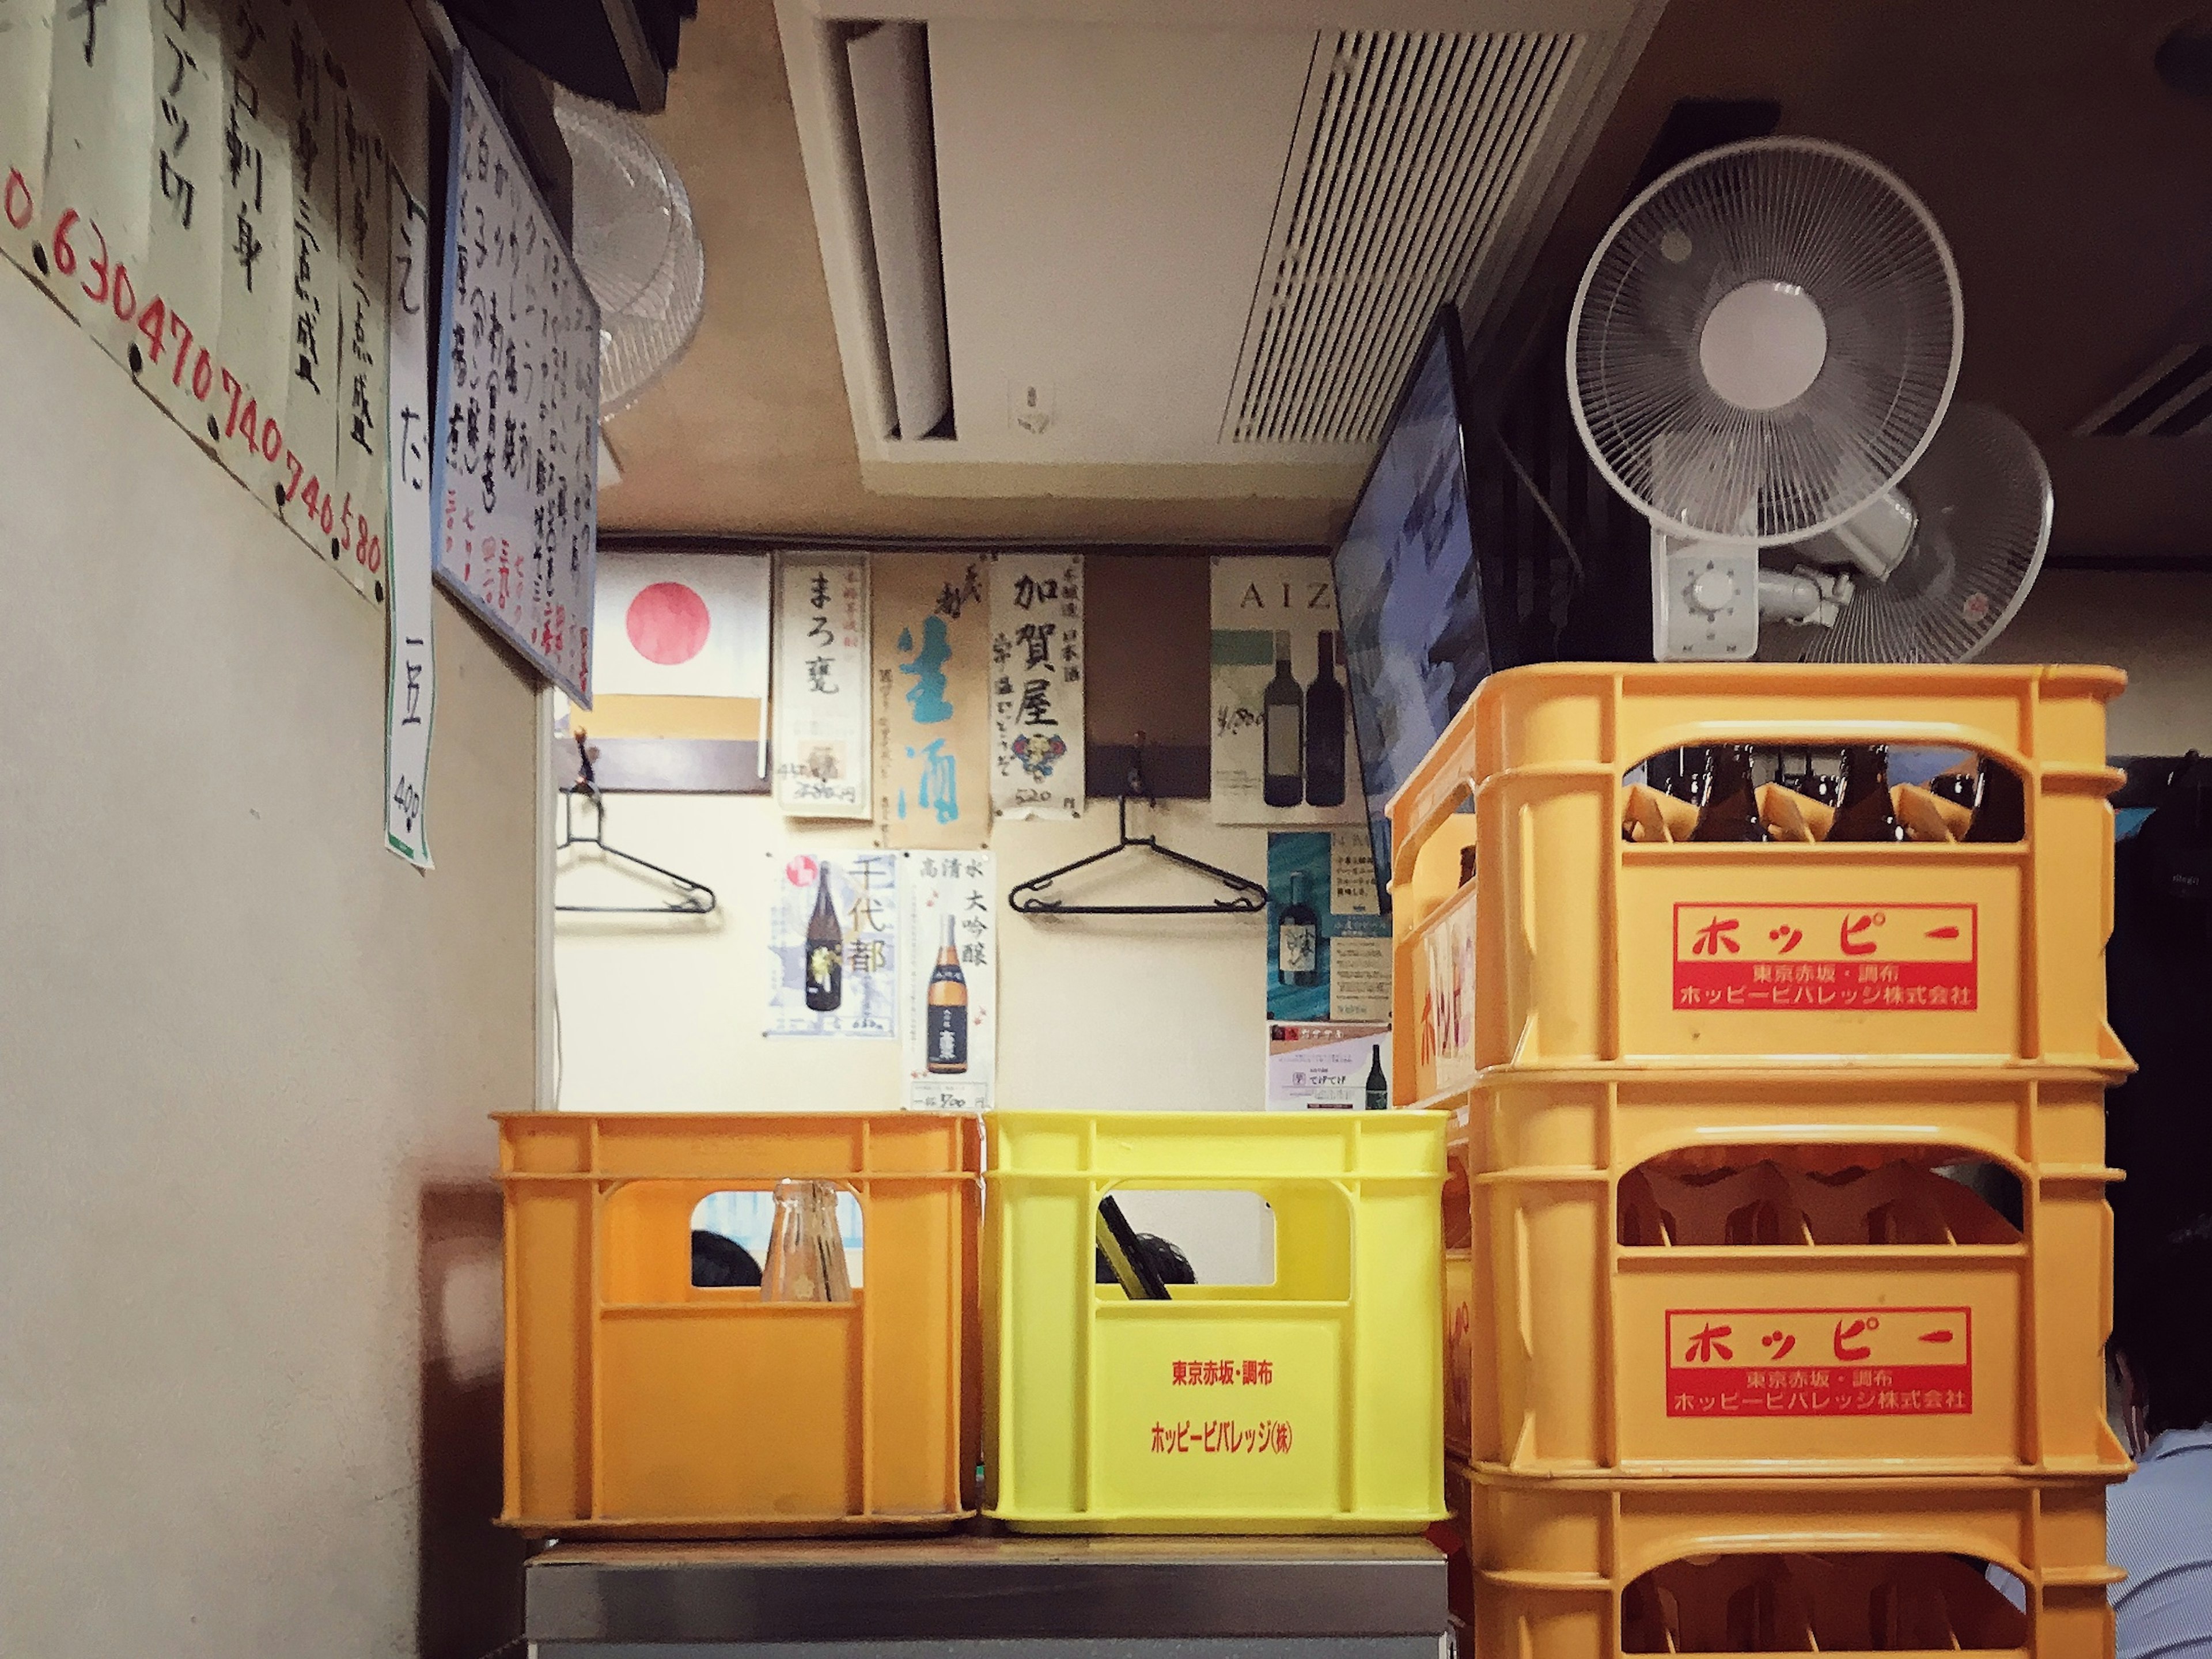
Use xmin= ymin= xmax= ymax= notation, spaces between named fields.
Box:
xmin=988 ymin=552 xmax=1084 ymax=820
xmin=213 ymin=0 xmax=298 ymax=507
xmin=331 ymin=76 xmax=388 ymax=594
xmin=772 ymin=555 xmax=871 ymax=818
xmin=0 ymin=1 xmax=57 ymax=272
xmin=384 ymin=173 xmax=434 ymax=868
xmin=135 ymin=0 xmax=223 ymax=440
xmin=873 ymin=553 xmax=991 ymax=851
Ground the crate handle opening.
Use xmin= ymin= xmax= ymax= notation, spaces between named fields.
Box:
xmin=691 ymin=1185 xmax=865 ymax=1290
xmin=1622 ymin=1551 xmax=2028 ymax=1653
xmin=1094 ymin=1185 xmax=1357 ymax=1302
xmin=1620 ymin=744 xmax=2027 ymax=846
xmin=1617 ymin=1146 xmax=2022 ymax=1248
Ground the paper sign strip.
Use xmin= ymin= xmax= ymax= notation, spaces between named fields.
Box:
xmin=383 ymin=175 xmax=434 ymax=867
xmin=772 ymin=556 xmax=872 ymax=818
xmin=988 ymin=553 xmax=1084 ymax=820
xmin=874 ymin=554 xmax=991 ymax=850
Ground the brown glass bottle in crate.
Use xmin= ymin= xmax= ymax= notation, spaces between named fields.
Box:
xmin=1828 ymin=744 xmax=1911 ymax=842
xmin=1691 ymin=744 xmax=1767 ymax=841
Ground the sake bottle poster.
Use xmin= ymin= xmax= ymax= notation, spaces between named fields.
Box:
xmin=1211 ymin=555 xmax=1362 ymax=828
xmin=902 ymin=852 xmax=995 ymax=1112
xmin=763 ymin=850 xmax=901 ymax=1038
xmin=1266 ymin=830 xmax=1391 ymax=1022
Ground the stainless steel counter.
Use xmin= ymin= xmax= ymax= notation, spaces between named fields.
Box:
xmin=526 ymin=1535 xmax=1449 ymax=1657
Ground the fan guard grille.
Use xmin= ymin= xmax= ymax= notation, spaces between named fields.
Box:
xmin=554 ymin=90 xmax=706 ymax=415
xmin=1766 ymin=403 xmax=2052 ymax=664
xmin=1569 ymin=137 xmax=1962 ymax=543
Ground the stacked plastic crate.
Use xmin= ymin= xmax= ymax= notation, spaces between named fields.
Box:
xmin=1390 ymin=664 xmax=2133 ymax=1659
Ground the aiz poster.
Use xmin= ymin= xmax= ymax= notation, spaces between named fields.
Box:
xmin=1211 ymin=555 xmax=1361 ymax=827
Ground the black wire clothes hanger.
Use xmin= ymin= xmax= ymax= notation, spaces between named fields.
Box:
xmin=1007 ymin=737 xmax=1270 ymax=917
xmin=556 ymin=733 xmax=718 ymax=915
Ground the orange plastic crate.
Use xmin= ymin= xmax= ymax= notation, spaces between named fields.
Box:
xmin=1441 ymin=1067 xmax=2126 ymax=1482
xmin=1389 ymin=664 xmax=2129 ymax=1089
xmin=1456 ymin=1464 xmax=2119 ymax=1659
xmin=499 ymin=1111 xmax=980 ymax=1537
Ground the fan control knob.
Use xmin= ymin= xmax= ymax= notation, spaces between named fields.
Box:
xmin=1688 ymin=563 xmax=1741 ymax=618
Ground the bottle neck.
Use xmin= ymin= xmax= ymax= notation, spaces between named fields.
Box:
xmin=1840 ymin=747 xmax=1891 ymax=805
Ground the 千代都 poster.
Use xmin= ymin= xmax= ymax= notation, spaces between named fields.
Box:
xmin=764 ymin=849 xmax=900 ymax=1037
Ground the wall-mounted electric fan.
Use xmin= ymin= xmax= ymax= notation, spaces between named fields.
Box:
xmin=554 ymin=88 xmax=707 ymax=414
xmin=1567 ymin=137 xmax=2051 ymax=662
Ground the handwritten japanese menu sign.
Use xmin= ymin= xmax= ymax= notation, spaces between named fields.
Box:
xmin=772 ymin=556 xmax=871 ymax=818
xmin=384 ymin=179 xmax=434 ymax=867
xmin=0 ymin=0 xmax=394 ymax=599
xmin=903 ymin=853 xmax=995 ymax=1111
xmin=430 ymin=48 xmax=600 ymax=702
xmin=874 ymin=554 xmax=991 ymax=850
xmin=988 ymin=554 xmax=1084 ymax=821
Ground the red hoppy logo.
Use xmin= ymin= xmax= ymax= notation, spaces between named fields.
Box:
xmin=786 ymin=855 xmax=819 ymax=887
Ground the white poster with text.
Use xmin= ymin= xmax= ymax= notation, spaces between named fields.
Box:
xmin=382 ymin=175 xmax=435 ymax=868
xmin=763 ymin=850 xmax=900 ymax=1038
xmin=772 ymin=557 xmax=871 ymax=817
xmin=988 ymin=554 xmax=1084 ymax=820
xmin=902 ymin=852 xmax=995 ymax=1111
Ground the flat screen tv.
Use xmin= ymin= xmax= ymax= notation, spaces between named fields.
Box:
xmin=1331 ymin=306 xmax=1499 ymax=911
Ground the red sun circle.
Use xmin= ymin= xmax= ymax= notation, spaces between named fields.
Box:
xmin=626 ymin=581 xmax=711 ymax=665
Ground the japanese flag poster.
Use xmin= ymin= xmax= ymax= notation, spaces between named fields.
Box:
xmin=902 ymin=853 xmax=995 ymax=1112
xmin=594 ymin=552 xmax=770 ymax=703
xmin=1211 ymin=555 xmax=1362 ymax=827
xmin=763 ymin=850 xmax=901 ymax=1039
xmin=988 ymin=554 xmax=1085 ymax=820
xmin=772 ymin=558 xmax=871 ymax=818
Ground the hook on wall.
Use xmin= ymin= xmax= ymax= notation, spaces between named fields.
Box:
xmin=1007 ymin=732 xmax=1269 ymax=918
xmin=556 ymin=728 xmax=718 ymax=915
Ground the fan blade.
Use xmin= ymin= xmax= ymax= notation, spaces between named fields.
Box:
xmin=1760 ymin=403 xmax=2052 ymax=664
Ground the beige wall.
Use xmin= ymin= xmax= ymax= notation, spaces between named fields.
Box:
xmin=1985 ymin=569 xmax=2212 ymax=755
xmin=0 ymin=183 xmax=537 ymax=1659
xmin=555 ymin=796 xmax=1269 ymax=1115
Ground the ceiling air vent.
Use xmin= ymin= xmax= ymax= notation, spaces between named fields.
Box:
xmin=2076 ymin=343 xmax=2212 ymax=438
xmin=1225 ymin=30 xmax=1580 ymax=448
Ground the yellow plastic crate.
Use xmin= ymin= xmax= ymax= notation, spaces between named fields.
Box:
xmin=1457 ymin=1466 xmax=2118 ymax=1659
xmin=1389 ymin=664 xmax=2130 ymax=1088
xmin=1441 ymin=1067 xmax=2126 ymax=1481
xmin=499 ymin=1111 xmax=980 ymax=1537
xmin=983 ymin=1109 xmax=1447 ymax=1533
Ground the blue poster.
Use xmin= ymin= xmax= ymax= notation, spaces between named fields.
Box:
xmin=1267 ymin=831 xmax=1390 ymax=1021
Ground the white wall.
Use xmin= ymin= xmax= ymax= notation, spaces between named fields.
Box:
xmin=1986 ymin=569 xmax=2212 ymax=753
xmin=555 ymin=793 xmax=1280 ymax=1280
xmin=0 ymin=52 xmax=539 ymax=1659
xmin=555 ymin=794 xmax=1270 ymax=1115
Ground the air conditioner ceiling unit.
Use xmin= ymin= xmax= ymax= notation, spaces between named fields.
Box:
xmin=778 ymin=0 xmax=1661 ymax=500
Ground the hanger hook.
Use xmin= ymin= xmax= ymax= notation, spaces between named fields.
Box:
xmin=1127 ymin=730 xmax=1155 ymax=807
xmin=573 ymin=727 xmax=601 ymax=797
